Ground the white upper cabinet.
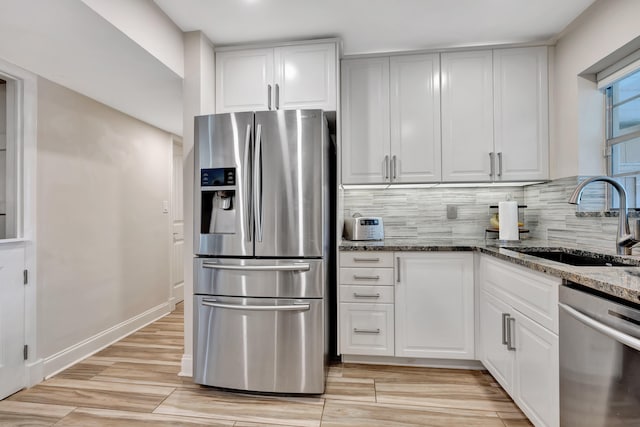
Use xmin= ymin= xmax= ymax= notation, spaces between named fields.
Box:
xmin=216 ymin=48 xmax=274 ymax=112
xmin=342 ymin=54 xmax=442 ymax=184
xmin=274 ymin=44 xmax=337 ymax=111
xmin=216 ymin=42 xmax=337 ymax=113
xmin=390 ymin=54 xmax=442 ymax=183
xmin=493 ymin=47 xmax=549 ymax=181
xmin=341 ymin=57 xmax=391 ymax=184
xmin=441 ymin=50 xmax=495 ymax=182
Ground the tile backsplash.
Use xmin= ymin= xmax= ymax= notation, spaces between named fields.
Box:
xmin=343 ymin=176 xmax=632 ymax=254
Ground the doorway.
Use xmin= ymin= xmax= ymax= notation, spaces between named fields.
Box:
xmin=171 ymin=138 xmax=184 ymax=307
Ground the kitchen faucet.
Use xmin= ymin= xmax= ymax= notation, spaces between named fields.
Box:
xmin=568 ymin=176 xmax=638 ymax=255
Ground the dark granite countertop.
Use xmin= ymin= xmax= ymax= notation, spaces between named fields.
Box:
xmin=340 ymin=238 xmax=640 ymax=305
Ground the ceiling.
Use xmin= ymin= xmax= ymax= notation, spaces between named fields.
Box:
xmin=155 ymin=0 xmax=598 ymax=55
xmin=0 ymin=0 xmax=599 ymax=138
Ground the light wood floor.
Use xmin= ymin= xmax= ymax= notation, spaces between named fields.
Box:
xmin=1 ymin=303 xmax=533 ymax=426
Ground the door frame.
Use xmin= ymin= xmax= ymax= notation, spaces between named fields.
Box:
xmin=169 ymin=136 xmax=184 ymax=309
xmin=0 ymin=56 xmax=40 ymax=391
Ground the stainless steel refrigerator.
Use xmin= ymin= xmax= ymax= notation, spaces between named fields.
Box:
xmin=193 ymin=110 xmax=332 ymax=394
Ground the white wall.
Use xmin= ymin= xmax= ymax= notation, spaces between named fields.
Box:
xmin=36 ymin=77 xmax=173 ymax=372
xmin=552 ymin=0 xmax=640 ymax=178
xmin=80 ymin=0 xmax=184 ymax=78
xmin=181 ymin=31 xmax=215 ymax=376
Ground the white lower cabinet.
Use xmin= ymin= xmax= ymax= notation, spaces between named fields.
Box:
xmin=395 ymin=252 xmax=474 ymax=359
xmin=339 ymin=251 xmax=474 ymax=360
xmin=479 ymin=255 xmax=559 ymax=427
xmin=339 ymin=303 xmax=394 ymax=356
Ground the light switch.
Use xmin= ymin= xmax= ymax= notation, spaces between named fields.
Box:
xmin=446 ymin=204 xmax=457 ymax=219
xmin=162 ymin=200 xmax=169 ymax=214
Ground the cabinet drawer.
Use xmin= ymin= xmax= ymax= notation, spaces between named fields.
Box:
xmin=339 ymin=267 xmax=394 ymax=285
xmin=481 ymin=255 xmax=560 ymax=333
xmin=339 ymin=303 xmax=394 ymax=356
xmin=340 ymin=285 xmax=394 ymax=303
xmin=340 ymin=251 xmax=394 ymax=267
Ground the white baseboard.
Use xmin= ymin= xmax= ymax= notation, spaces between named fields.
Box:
xmin=43 ymin=302 xmax=171 ymax=378
xmin=341 ymin=355 xmax=485 ymax=370
xmin=179 ymin=354 xmax=192 ymax=377
xmin=25 ymin=359 xmax=44 ymax=387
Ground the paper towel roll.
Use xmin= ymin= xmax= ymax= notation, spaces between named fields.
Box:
xmin=499 ymin=201 xmax=519 ymax=241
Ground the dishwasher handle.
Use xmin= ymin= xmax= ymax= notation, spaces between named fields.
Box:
xmin=559 ymin=303 xmax=640 ymax=352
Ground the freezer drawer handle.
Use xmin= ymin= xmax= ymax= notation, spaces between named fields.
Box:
xmin=202 ymin=262 xmax=311 ymax=272
xmin=559 ymin=303 xmax=640 ymax=352
xmin=353 ymin=328 xmax=381 ymax=334
xmin=353 ymin=275 xmax=380 ymax=280
xmin=202 ymin=300 xmax=311 ymax=312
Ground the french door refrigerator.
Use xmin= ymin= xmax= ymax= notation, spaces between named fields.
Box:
xmin=193 ymin=110 xmax=331 ymax=394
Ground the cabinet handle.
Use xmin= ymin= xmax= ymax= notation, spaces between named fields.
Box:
xmin=396 ymin=257 xmax=400 ymax=283
xmin=353 ymin=293 xmax=381 ymax=298
xmin=353 ymin=257 xmax=380 ymax=263
xmin=353 ymin=328 xmax=381 ymax=334
xmin=267 ymin=84 xmax=272 ymax=110
xmin=275 ymin=83 xmax=280 ymax=109
xmin=507 ymin=317 xmax=516 ymax=351
xmin=384 ymin=155 xmax=390 ymax=180
xmin=353 ymin=275 xmax=380 ymax=280
xmin=497 ymin=152 xmax=503 ymax=178
xmin=489 ymin=152 xmax=495 ymax=178
xmin=501 ymin=313 xmax=510 ymax=345
xmin=392 ymin=155 xmax=397 ymax=180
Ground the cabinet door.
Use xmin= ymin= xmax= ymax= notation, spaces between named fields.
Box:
xmin=274 ymin=43 xmax=336 ymax=111
xmin=339 ymin=303 xmax=394 ymax=356
xmin=513 ymin=311 xmax=559 ymax=427
xmin=479 ymin=290 xmax=514 ymax=393
xmin=341 ymin=58 xmax=391 ymax=184
xmin=441 ymin=50 xmax=494 ymax=182
xmin=390 ymin=54 xmax=441 ymax=183
xmin=215 ymin=48 xmax=274 ymax=112
xmin=395 ymin=252 xmax=474 ymax=359
xmin=494 ymin=47 xmax=549 ymax=181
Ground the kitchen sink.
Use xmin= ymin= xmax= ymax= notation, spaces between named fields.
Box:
xmin=508 ymin=248 xmax=637 ymax=267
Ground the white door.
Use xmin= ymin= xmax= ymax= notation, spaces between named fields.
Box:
xmin=493 ymin=47 xmax=549 ymax=181
xmin=0 ymin=245 xmax=25 ymax=399
xmin=513 ymin=310 xmax=559 ymax=427
xmin=341 ymin=57 xmax=391 ymax=184
xmin=390 ymin=53 xmax=442 ymax=183
xmin=441 ymin=50 xmax=494 ymax=182
xmin=215 ymin=48 xmax=275 ymax=112
xmin=479 ymin=290 xmax=514 ymax=394
xmin=395 ymin=252 xmax=474 ymax=359
xmin=171 ymin=142 xmax=184 ymax=305
xmin=274 ymin=43 xmax=336 ymax=111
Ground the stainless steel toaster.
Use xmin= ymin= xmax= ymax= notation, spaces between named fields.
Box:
xmin=344 ymin=216 xmax=384 ymax=241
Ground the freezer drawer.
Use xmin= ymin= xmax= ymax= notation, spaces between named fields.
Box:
xmin=193 ymin=295 xmax=325 ymax=394
xmin=194 ymin=258 xmax=325 ymax=298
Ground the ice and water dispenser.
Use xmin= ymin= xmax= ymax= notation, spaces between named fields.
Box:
xmin=200 ymin=167 xmax=236 ymax=234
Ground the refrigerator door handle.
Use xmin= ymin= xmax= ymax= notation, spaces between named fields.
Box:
xmin=201 ymin=300 xmax=311 ymax=312
xmin=267 ymin=85 xmax=272 ymax=110
xmin=202 ymin=262 xmax=311 ymax=272
xmin=243 ymin=123 xmax=253 ymax=242
xmin=253 ymin=123 xmax=263 ymax=242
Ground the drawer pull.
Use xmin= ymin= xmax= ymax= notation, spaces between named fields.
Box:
xmin=353 ymin=293 xmax=381 ymax=298
xmin=353 ymin=257 xmax=380 ymax=263
xmin=353 ymin=328 xmax=381 ymax=334
xmin=353 ymin=275 xmax=380 ymax=280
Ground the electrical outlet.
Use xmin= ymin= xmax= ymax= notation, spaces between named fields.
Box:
xmin=446 ymin=205 xmax=457 ymax=219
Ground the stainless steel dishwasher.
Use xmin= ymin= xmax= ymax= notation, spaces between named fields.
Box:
xmin=559 ymin=284 xmax=640 ymax=426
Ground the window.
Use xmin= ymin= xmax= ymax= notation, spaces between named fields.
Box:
xmin=605 ymin=66 xmax=640 ymax=209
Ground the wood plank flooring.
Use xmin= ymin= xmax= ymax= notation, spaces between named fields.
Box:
xmin=1 ymin=303 xmax=533 ymax=426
